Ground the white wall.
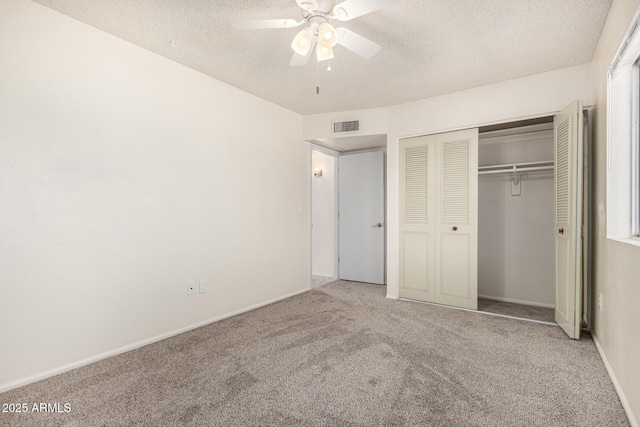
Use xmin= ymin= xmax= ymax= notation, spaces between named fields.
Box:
xmin=591 ymin=0 xmax=640 ymax=424
xmin=478 ymin=133 xmax=555 ymax=307
xmin=311 ymin=151 xmax=336 ymax=278
xmin=0 ymin=0 xmax=309 ymax=391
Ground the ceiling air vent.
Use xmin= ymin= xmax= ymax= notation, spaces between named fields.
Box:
xmin=333 ymin=120 xmax=360 ymax=134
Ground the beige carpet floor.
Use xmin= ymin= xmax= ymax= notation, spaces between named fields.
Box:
xmin=0 ymin=281 xmax=629 ymax=426
xmin=478 ymin=298 xmax=556 ymax=323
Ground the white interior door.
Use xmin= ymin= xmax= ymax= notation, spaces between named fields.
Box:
xmin=338 ymin=151 xmax=385 ymax=284
xmin=554 ymin=100 xmax=584 ymax=339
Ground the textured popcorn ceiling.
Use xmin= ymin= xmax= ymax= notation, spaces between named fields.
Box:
xmin=32 ymin=0 xmax=612 ymax=115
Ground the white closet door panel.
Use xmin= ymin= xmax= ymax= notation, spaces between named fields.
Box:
xmin=400 ymin=231 xmax=434 ymax=300
xmin=435 ymin=129 xmax=478 ymax=310
xmin=399 ymin=129 xmax=477 ymax=309
xmin=399 ymin=136 xmax=435 ymax=301
xmin=554 ymin=100 xmax=583 ymax=339
xmin=404 ymin=145 xmax=430 ymax=223
xmin=441 ymin=139 xmax=470 ymax=224
xmin=439 ymin=233 xmax=472 ymax=299
xmin=556 ymin=236 xmax=570 ymax=318
xmin=556 ymin=119 xmax=570 ymax=224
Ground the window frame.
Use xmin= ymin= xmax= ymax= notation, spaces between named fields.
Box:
xmin=606 ymin=6 xmax=640 ymax=246
xmin=633 ymin=59 xmax=640 ymax=239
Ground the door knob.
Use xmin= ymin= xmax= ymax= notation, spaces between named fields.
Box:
xmin=559 ymin=228 xmax=564 ymax=235
xmin=452 ymin=226 xmax=458 ymax=231
xmin=372 ymin=222 xmax=383 ymax=228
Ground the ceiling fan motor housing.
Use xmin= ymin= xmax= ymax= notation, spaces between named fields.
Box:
xmin=298 ymin=1 xmax=316 ymax=11
xmin=297 ymin=0 xmax=338 ymax=14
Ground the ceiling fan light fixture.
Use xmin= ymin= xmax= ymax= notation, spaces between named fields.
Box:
xmin=317 ymin=22 xmax=339 ymax=48
xmin=291 ymin=28 xmax=314 ymax=56
xmin=316 ymin=44 xmax=334 ymax=61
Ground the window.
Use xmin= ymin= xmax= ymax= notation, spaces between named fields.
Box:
xmin=607 ymin=8 xmax=640 ymax=244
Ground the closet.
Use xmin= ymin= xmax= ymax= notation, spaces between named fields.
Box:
xmin=398 ymin=100 xmax=587 ymax=340
xmin=477 ymin=121 xmax=556 ymax=311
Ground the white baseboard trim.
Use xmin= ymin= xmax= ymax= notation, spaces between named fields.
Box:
xmin=0 ymin=287 xmax=310 ymax=394
xmin=311 ymin=274 xmax=335 ymax=279
xmin=478 ymin=294 xmax=555 ymax=309
xmin=592 ymin=333 xmax=638 ymax=427
xmin=386 ymin=294 xmax=398 ymax=300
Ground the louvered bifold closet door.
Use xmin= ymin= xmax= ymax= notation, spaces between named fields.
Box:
xmin=554 ymin=100 xmax=583 ymax=339
xmin=435 ymin=129 xmax=478 ymax=310
xmin=399 ymin=136 xmax=436 ymax=302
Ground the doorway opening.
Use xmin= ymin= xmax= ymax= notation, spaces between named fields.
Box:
xmin=477 ymin=117 xmax=557 ymax=323
xmin=476 ymin=109 xmax=592 ymax=331
xmin=310 ymin=135 xmax=388 ymax=289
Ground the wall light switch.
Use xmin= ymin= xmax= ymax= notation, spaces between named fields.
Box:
xmin=199 ymin=279 xmax=207 ymax=294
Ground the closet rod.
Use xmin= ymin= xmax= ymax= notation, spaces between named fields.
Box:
xmin=478 ymin=165 xmax=554 ymax=175
xmin=478 ymin=160 xmax=554 ymax=171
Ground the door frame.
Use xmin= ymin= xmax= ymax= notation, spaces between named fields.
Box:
xmin=388 ymin=109 xmax=592 ymax=330
xmin=309 ymin=144 xmax=388 ymax=287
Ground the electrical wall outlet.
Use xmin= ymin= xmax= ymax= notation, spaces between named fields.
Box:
xmin=598 ymin=293 xmax=603 ymax=311
xmin=199 ymin=279 xmax=207 ymax=294
xmin=187 ymin=282 xmax=196 ymax=296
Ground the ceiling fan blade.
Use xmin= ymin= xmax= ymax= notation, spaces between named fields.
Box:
xmin=295 ymin=0 xmax=318 ymax=11
xmin=234 ymin=19 xmax=302 ymax=30
xmin=336 ymin=28 xmax=381 ymax=59
xmin=332 ymin=0 xmax=400 ymax=21
xmin=290 ymin=38 xmax=317 ymax=66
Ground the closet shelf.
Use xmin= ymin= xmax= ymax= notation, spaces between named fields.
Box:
xmin=478 ymin=160 xmax=554 ymax=175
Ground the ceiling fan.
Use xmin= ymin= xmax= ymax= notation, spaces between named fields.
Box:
xmin=235 ymin=0 xmax=400 ymax=66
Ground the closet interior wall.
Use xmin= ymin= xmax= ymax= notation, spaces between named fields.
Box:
xmin=478 ymin=125 xmax=555 ymax=308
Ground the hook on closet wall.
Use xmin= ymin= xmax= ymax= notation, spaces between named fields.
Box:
xmin=511 ymin=174 xmax=521 ymax=196
xmin=478 ymin=160 xmax=554 ymax=197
